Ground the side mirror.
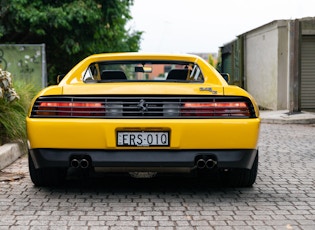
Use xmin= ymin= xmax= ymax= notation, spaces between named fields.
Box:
xmin=56 ymin=74 xmax=65 ymax=84
xmin=221 ymin=73 xmax=230 ymax=83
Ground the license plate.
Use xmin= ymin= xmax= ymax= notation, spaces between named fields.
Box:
xmin=117 ymin=131 xmax=169 ymax=146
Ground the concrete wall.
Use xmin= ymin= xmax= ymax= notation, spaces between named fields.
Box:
xmin=277 ymin=21 xmax=290 ymax=110
xmin=244 ymin=21 xmax=289 ymax=110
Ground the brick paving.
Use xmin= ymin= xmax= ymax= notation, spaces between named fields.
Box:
xmin=0 ymin=123 xmax=315 ymax=230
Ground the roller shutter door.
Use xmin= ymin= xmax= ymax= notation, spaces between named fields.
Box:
xmin=301 ymin=36 xmax=315 ymax=110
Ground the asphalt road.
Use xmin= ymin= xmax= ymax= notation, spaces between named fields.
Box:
xmin=0 ymin=123 xmax=315 ymax=230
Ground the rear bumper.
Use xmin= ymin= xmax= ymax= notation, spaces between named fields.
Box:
xmin=26 ymin=118 xmax=261 ymax=150
xmin=29 ymin=148 xmax=258 ymax=171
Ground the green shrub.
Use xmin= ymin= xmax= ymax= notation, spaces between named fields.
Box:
xmin=0 ymin=80 xmax=38 ymax=146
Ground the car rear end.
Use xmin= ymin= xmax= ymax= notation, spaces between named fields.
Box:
xmin=26 ymin=53 xmax=260 ymax=187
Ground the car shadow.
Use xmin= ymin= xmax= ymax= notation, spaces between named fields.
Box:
xmin=44 ymin=169 xmax=251 ymax=194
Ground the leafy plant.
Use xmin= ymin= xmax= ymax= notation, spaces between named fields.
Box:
xmin=0 ymin=80 xmax=37 ymax=146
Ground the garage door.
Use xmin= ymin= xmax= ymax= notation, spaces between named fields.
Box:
xmin=301 ymin=35 xmax=315 ymax=110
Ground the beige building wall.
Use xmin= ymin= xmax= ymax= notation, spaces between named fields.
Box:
xmin=244 ymin=20 xmax=289 ymax=110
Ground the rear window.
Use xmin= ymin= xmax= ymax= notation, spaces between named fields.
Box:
xmin=82 ymin=60 xmax=203 ymax=83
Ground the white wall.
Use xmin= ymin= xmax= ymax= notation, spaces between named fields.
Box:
xmin=244 ymin=21 xmax=289 ymax=110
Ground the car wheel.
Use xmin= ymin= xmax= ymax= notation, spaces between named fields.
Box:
xmin=219 ymin=152 xmax=258 ymax=187
xmin=28 ymin=153 xmax=67 ymax=187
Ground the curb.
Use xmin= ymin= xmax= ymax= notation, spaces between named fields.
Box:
xmin=260 ymin=111 xmax=315 ymax=125
xmin=261 ymin=118 xmax=315 ymax=124
xmin=0 ymin=143 xmax=24 ymax=170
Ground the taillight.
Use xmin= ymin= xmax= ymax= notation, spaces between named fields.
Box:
xmin=36 ymin=102 xmax=105 ymax=117
xmin=31 ymin=96 xmax=256 ymax=119
xmin=181 ymin=102 xmax=251 ymax=117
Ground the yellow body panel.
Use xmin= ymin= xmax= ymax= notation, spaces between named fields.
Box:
xmin=62 ymin=83 xmax=224 ymax=95
xmin=27 ymin=118 xmax=260 ymax=149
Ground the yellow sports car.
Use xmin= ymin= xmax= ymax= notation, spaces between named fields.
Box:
xmin=26 ymin=53 xmax=260 ymax=187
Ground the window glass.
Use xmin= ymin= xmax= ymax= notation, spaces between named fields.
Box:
xmin=83 ymin=61 xmax=203 ymax=83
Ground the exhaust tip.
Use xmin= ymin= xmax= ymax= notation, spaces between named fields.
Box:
xmin=70 ymin=159 xmax=80 ymax=168
xmin=196 ymin=159 xmax=206 ymax=169
xmin=206 ymin=159 xmax=217 ymax=169
xmin=80 ymin=159 xmax=90 ymax=169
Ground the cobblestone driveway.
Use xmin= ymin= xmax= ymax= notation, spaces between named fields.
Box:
xmin=0 ymin=124 xmax=315 ymax=230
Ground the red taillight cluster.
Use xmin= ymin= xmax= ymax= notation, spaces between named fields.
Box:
xmin=181 ymin=102 xmax=250 ymax=117
xmin=36 ymin=102 xmax=105 ymax=117
xmin=31 ymin=96 xmax=255 ymax=118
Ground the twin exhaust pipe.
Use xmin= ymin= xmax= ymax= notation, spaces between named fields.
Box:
xmin=70 ymin=158 xmax=90 ymax=169
xmin=70 ymin=156 xmax=216 ymax=170
xmin=196 ymin=158 xmax=217 ymax=169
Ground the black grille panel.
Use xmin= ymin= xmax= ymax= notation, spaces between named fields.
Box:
xmin=31 ymin=96 xmax=257 ymax=119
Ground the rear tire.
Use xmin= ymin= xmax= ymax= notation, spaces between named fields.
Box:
xmin=219 ymin=152 xmax=258 ymax=187
xmin=28 ymin=153 xmax=67 ymax=187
